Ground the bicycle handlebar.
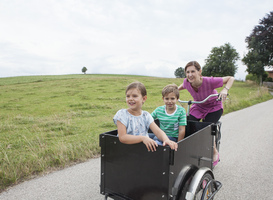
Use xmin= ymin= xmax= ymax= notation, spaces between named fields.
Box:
xmin=178 ymin=94 xmax=221 ymax=116
xmin=178 ymin=94 xmax=219 ymax=105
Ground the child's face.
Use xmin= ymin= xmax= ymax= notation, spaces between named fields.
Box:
xmin=126 ymin=88 xmax=147 ymax=111
xmin=163 ymin=92 xmax=178 ymax=111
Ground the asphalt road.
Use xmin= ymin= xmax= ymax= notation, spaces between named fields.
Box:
xmin=213 ymin=98 xmax=273 ymax=199
xmin=0 ymin=99 xmax=273 ymax=200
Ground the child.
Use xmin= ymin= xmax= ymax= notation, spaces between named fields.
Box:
xmin=113 ymin=82 xmax=178 ymax=152
xmin=151 ymin=84 xmax=187 ymax=144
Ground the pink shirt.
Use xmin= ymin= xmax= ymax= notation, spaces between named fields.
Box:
xmin=183 ymin=77 xmax=223 ymax=119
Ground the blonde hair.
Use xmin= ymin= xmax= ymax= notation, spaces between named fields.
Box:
xmin=126 ymin=82 xmax=147 ymax=97
xmin=162 ymin=84 xmax=179 ymax=99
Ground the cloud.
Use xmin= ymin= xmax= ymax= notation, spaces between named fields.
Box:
xmin=0 ymin=0 xmax=272 ymax=79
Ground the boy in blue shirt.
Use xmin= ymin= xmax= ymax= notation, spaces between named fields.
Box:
xmin=151 ymin=84 xmax=187 ymax=144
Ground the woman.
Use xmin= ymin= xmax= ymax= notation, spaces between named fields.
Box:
xmin=178 ymin=61 xmax=234 ymax=166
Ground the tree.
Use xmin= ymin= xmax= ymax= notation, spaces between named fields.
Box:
xmin=82 ymin=66 xmax=87 ymax=74
xmin=174 ymin=67 xmax=186 ymax=78
xmin=242 ymin=43 xmax=265 ymax=84
xmin=242 ymin=11 xmax=273 ymax=84
xmin=202 ymin=43 xmax=239 ymax=77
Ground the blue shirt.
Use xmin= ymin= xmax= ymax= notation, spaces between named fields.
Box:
xmin=113 ymin=109 xmax=154 ymax=137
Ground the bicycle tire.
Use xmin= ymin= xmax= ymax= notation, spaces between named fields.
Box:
xmin=193 ymin=172 xmax=215 ymax=200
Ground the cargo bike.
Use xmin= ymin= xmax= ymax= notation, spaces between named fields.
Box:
xmin=99 ymin=94 xmax=222 ymax=200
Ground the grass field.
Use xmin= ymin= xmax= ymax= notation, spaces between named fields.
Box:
xmin=0 ymin=74 xmax=272 ymax=191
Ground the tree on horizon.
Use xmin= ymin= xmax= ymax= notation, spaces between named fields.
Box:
xmin=82 ymin=66 xmax=87 ymax=74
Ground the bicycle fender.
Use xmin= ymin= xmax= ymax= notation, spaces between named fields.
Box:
xmin=185 ymin=167 xmax=214 ymax=200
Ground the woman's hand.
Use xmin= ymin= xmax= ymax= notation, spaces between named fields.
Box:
xmin=163 ymin=140 xmax=178 ymax=151
xmin=218 ymin=88 xmax=228 ymax=102
xmin=219 ymin=76 xmax=234 ymax=102
xmin=142 ymin=137 xmax=158 ymax=152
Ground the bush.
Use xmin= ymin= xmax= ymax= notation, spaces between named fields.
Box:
xmin=265 ymin=77 xmax=273 ymax=82
xmin=246 ymin=74 xmax=259 ymax=83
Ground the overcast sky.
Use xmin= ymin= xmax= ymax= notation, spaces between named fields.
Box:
xmin=0 ymin=0 xmax=272 ymax=80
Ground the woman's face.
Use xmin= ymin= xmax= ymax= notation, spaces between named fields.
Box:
xmin=185 ymin=65 xmax=202 ymax=84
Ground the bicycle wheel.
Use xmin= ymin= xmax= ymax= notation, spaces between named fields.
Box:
xmin=193 ymin=172 xmax=215 ymax=200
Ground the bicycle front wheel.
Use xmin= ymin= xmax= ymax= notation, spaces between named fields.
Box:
xmin=194 ymin=172 xmax=214 ymax=200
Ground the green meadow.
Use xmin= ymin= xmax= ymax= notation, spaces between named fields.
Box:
xmin=0 ymin=74 xmax=272 ymax=191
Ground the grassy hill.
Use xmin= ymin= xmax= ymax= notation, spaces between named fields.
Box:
xmin=0 ymin=74 xmax=272 ymax=191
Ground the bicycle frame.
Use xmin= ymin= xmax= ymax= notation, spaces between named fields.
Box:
xmin=178 ymin=94 xmax=223 ymax=158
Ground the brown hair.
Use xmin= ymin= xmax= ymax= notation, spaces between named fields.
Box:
xmin=126 ymin=82 xmax=147 ymax=97
xmin=185 ymin=61 xmax=201 ymax=72
xmin=162 ymin=84 xmax=179 ymax=99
